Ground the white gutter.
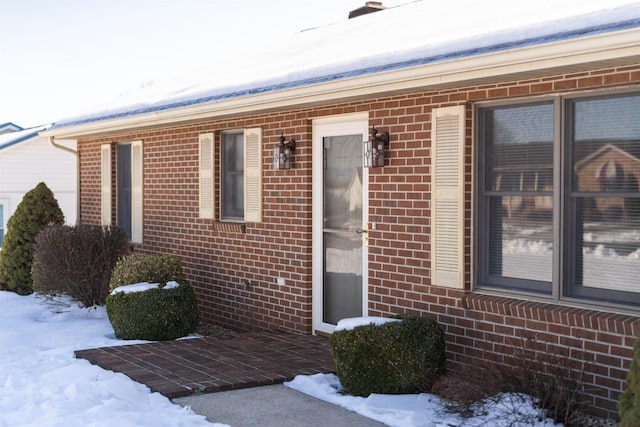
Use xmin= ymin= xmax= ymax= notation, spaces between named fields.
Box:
xmin=48 ymin=136 xmax=80 ymax=224
xmin=48 ymin=136 xmax=77 ymax=156
xmin=41 ymin=28 xmax=640 ymax=139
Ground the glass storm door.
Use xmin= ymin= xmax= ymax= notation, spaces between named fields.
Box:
xmin=313 ymin=116 xmax=368 ymax=334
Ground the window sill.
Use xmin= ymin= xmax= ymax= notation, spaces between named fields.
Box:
xmin=464 ymin=292 xmax=640 ymax=336
xmin=213 ymin=222 xmax=246 ymax=233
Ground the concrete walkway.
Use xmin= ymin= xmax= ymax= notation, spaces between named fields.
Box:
xmin=76 ymin=332 xmax=385 ymax=425
xmin=174 ymin=384 xmax=385 ymax=426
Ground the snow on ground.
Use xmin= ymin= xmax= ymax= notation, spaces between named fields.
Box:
xmin=0 ymin=291 xmax=561 ymax=427
xmin=0 ymin=291 xmax=220 ymax=427
xmin=286 ymin=374 xmax=560 ymax=427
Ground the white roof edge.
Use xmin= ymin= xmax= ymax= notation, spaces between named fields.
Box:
xmin=0 ymin=124 xmax=53 ymax=151
xmin=41 ymin=28 xmax=640 ymax=139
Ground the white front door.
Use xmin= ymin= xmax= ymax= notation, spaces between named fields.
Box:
xmin=312 ymin=114 xmax=369 ymax=334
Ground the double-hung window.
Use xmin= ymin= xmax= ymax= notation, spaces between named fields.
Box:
xmin=477 ymin=91 xmax=640 ymax=308
xmin=221 ymin=131 xmax=245 ymax=221
xmin=101 ymin=141 xmax=143 ymax=243
xmin=198 ymin=128 xmax=262 ymax=223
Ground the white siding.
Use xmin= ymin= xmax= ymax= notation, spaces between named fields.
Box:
xmin=0 ymin=136 xmax=77 ymax=226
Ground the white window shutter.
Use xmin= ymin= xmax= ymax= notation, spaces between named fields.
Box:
xmin=199 ymin=133 xmax=215 ymax=219
xmin=131 ymin=140 xmax=143 ymax=243
xmin=100 ymin=143 xmax=112 ymax=226
xmin=431 ymin=105 xmax=465 ymax=288
xmin=244 ymin=128 xmax=262 ymax=223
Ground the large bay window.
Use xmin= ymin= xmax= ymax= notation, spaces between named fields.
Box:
xmin=477 ymin=91 xmax=640 ymax=308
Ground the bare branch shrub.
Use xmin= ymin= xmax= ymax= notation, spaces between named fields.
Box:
xmin=432 ymin=337 xmax=589 ymax=426
xmin=32 ymin=224 xmax=131 ymax=306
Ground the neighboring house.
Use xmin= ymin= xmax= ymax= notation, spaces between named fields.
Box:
xmin=0 ymin=122 xmax=22 ymax=135
xmin=42 ymin=0 xmax=640 ymax=418
xmin=0 ymin=124 xmax=77 ymax=245
xmin=575 ymin=143 xmax=640 ymax=221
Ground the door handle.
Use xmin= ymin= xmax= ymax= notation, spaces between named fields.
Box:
xmin=356 ymin=226 xmax=369 ymax=246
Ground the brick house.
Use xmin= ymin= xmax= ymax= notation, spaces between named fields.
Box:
xmin=42 ymin=1 xmax=640 ymax=418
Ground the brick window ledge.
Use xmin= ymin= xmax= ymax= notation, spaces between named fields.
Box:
xmin=463 ymin=293 xmax=640 ymax=337
xmin=213 ymin=222 xmax=246 ymax=233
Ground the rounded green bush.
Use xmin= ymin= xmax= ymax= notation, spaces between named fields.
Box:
xmin=109 ymin=253 xmax=186 ymax=291
xmin=329 ymin=315 xmax=446 ymax=396
xmin=106 ymin=282 xmax=199 ymax=340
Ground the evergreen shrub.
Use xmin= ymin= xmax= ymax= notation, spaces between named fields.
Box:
xmin=32 ymin=224 xmax=131 ymax=306
xmin=619 ymin=333 xmax=640 ymax=427
xmin=106 ymin=282 xmax=199 ymax=340
xmin=109 ymin=253 xmax=186 ymax=291
xmin=0 ymin=182 xmax=64 ymax=294
xmin=106 ymin=253 xmax=198 ymax=340
xmin=329 ymin=315 xmax=446 ymax=396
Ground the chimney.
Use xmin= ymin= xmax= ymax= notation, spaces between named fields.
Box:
xmin=348 ymin=1 xmax=386 ymax=19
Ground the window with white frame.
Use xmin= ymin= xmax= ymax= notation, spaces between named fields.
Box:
xmin=199 ymin=128 xmax=262 ymax=223
xmin=101 ymin=141 xmax=143 ymax=243
xmin=476 ymin=91 xmax=640 ymax=307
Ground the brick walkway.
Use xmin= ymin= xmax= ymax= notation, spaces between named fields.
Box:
xmin=75 ymin=331 xmax=335 ymax=398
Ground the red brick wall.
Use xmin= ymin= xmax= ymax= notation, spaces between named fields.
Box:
xmin=78 ymin=64 xmax=640 ymax=418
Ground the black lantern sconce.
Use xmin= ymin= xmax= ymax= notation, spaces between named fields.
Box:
xmin=273 ymin=134 xmax=296 ymax=170
xmin=364 ymin=126 xmax=389 ymax=168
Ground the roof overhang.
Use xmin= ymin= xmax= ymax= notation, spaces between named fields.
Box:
xmin=41 ymin=28 xmax=640 ymax=140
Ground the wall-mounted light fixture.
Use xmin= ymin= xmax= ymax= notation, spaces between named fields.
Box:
xmin=364 ymin=126 xmax=389 ymax=168
xmin=274 ymin=134 xmax=296 ymax=170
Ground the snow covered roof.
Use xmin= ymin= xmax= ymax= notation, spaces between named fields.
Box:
xmin=0 ymin=124 xmax=51 ymax=152
xmin=0 ymin=122 xmax=23 ymax=134
xmin=46 ymin=0 xmax=640 ymax=136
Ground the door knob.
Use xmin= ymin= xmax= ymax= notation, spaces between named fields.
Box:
xmin=356 ymin=226 xmax=369 ymax=246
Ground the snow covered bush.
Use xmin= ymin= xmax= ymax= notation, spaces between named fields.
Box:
xmin=619 ymin=333 xmax=640 ymax=427
xmin=109 ymin=253 xmax=185 ymax=291
xmin=329 ymin=315 xmax=446 ymax=396
xmin=0 ymin=182 xmax=64 ymax=295
xmin=106 ymin=281 xmax=199 ymax=340
xmin=106 ymin=254 xmax=197 ymax=340
xmin=32 ymin=224 xmax=131 ymax=306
